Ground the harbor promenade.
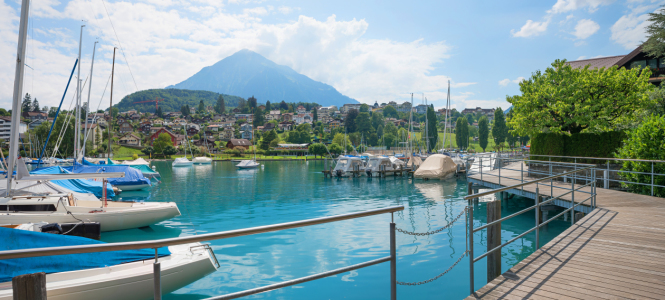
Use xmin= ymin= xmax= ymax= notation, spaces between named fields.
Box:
xmin=466 ymin=165 xmax=665 ymax=299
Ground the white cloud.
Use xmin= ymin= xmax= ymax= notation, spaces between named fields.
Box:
xmin=512 ymin=19 xmax=550 ymax=37
xmin=610 ymin=8 xmax=652 ymax=49
xmin=577 ymin=55 xmax=587 ymax=60
xmin=549 ymin=0 xmax=614 ymax=14
xmin=498 ymin=77 xmax=524 ymax=87
xmin=573 ymin=19 xmax=600 ymax=39
xmin=0 ymin=1 xmax=470 ymax=109
xmin=277 ymin=6 xmax=298 ymax=15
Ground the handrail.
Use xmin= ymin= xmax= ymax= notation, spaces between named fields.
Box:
xmin=0 ymin=206 xmax=404 ymax=260
xmin=465 ymin=156 xmax=597 ymax=295
xmin=464 ymin=166 xmax=593 ymax=200
xmin=526 ymin=154 xmax=665 ymax=164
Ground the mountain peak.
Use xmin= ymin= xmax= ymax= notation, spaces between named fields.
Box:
xmin=167 ymin=50 xmax=358 ymax=106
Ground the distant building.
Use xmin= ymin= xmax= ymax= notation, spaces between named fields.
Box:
xmin=118 ymin=120 xmax=134 ymax=134
xmin=150 ymin=128 xmax=185 ymax=146
xmin=414 ymin=104 xmax=428 ymax=114
xmin=227 ymin=139 xmax=252 ymax=150
xmin=396 ymin=102 xmax=411 ymax=113
xmin=0 ymin=116 xmax=26 ymax=140
xmin=118 ymin=132 xmax=141 ymax=147
xmin=220 ymin=127 xmax=234 ymax=141
xmin=340 ymin=104 xmax=362 ymax=113
xmin=461 ymin=107 xmax=495 ymax=119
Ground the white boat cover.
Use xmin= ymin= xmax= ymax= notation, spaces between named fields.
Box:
xmin=192 ymin=157 xmax=212 ymax=163
xmin=389 ymin=156 xmax=405 ymax=166
xmin=237 ymin=160 xmax=259 ymax=168
xmin=413 ymin=154 xmax=457 ymax=179
xmin=122 ymin=158 xmax=151 ymax=166
xmin=407 ymin=156 xmax=423 ymax=167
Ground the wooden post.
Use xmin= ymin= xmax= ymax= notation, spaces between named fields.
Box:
xmin=13 ymin=272 xmax=46 ymax=300
xmin=487 ymin=199 xmax=502 ymax=282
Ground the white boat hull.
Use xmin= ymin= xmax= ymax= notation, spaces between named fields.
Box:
xmin=115 ymin=183 xmax=152 ymax=191
xmin=172 ymin=161 xmax=193 ymax=167
xmin=192 ymin=157 xmax=212 ymax=164
xmin=0 ymin=202 xmax=181 ymax=232
xmin=0 ymin=243 xmax=217 ymax=300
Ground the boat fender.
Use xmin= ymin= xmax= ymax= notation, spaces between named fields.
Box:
xmin=41 ymin=223 xmax=63 ymax=234
xmin=335 ymin=169 xmax=343 ymax=177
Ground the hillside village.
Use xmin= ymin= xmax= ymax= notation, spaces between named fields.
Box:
xmin=12 ymin=94 xmax=509 ymax=159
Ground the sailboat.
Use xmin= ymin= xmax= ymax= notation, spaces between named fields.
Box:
xmin=236 ymin=129 xmax=259 ymax=169
xmin=172 ymin=136 xmax=193 ymax=167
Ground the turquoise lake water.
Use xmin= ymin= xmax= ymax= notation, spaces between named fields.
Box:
xmin=101 ymin=160 xmax=573 ymax=300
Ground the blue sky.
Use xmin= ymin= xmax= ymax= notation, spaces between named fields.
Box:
xmin=0 ymin=0 xmax=662 ymax=112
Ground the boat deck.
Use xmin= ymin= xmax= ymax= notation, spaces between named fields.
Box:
xmin=466 ymin=165 xmax=665 ymax=299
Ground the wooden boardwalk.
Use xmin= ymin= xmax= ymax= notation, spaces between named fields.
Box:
xmin=466 ymin=164 xmax=665 ymax=300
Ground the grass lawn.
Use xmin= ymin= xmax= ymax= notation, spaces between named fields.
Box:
xmin=112 ymin=146 xmax=143 ymax=161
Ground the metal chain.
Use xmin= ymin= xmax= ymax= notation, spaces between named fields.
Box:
xmin=395 ymin=207 xmax=467 ymax=236
xmin=397 ymin=250 xmax=468 ymax=286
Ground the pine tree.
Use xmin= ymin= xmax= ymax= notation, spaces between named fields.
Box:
xmin=492 ymin=108 xmax=507 ymax=145
xmin=21 ymin=93 xmax=32 ymax=113
xmin=32 ymin=98 xmax=40 ymax=112
xmin=266 ymin=100 xmax=271 ymax=111
xmin=313 ymin=108 xmax=318 ymax=122
xmin=478 ymin=116 xmax=489 ymax=152
xmin=216 ymin=95 xmax=225 ymax=114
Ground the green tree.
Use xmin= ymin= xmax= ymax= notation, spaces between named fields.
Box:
xmin=32 ymin=98 xmax=40 ymax=112
xmin=332 ymin=133 xmax=351 ymax=147
xmin=384 ymin=133 xmax=396 ymax=149
xmin=155 ymin=106 xmax=163 ymax=117
xmin=260 ymin=129 xmax=277 ymax=150
xmin=371 ymin=111 xmax=384 ymax=129
xmin=153 ymin=133 xmax=174 ymax=156
xmin=647 ymin=85 xmax=665 ymax=116
xmin=455 ymin=117 xmax=469 ymax=150
xmin=248 ymin=96 xmax=257 ymax=111
xmin=308 ymin=143 xmax=327 ymax=158
xmin=356 ymin=112 xmax=372 ymax=135
xmin=47 ymin=107 xmax=58 ymax=118
xmin=162 ymin=145 xmax=177 ymax=157
xmin=465 ymin=113 xmax=475 ymax=124
xmin=344 ymin=109 xmax=359 ymax=132
xmin=279 ymin=101 xmax=288 ymax=110
xmin=492 ymin=107 xmax=508 ymax=146
xmin=368 ymin=132 xmax=378 ymax=146
xmin=383 ymin=105 xmax=398 ymax=118
xmin=141 ymin=146 xmax=154 ymax=156
xmin=643 ymin=6 xmax=665 ymax=58
xmin=111 ymin=107 xmax=119 ymax=118
xmin=329 ymin=143 xmax=343 ymax=156
xmin=21 ymin=93 xmax=32 ymax=113
xmin=617 ymin=115 xmax=665 ymax=197
xmin=197 ymin=100 xmax=205 ymax=113
xmin=507 ymin=59 xmax=652 ymax=136
xmin=426 ymin=106 xmax=438 ymax=152
xmin=359 ymin=104 xmax=369 ymax=112
xmin=384 ymin=121 xmax=397 ymax=137
xmin=265 ymin=100 xmax=271 ymax=111
xmin=180 ymin=105 xmax=190 ymax=116
xmin=313 ymin=108 xmax=318 ymax=122
xmin=215 ymin=95 xmax=226 ymax=114
xmin=253 ymin=107 xmax=265 ymax=127
xmin=478 ymin=116 xmax=489 ymax=152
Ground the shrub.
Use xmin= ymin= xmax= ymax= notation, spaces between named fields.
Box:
xmin=466 ymin=146 xmax=476 ymax=153
xmin=132 ymin=154 xmax=139 ymax=160
xmin=616 ymin=115 xmax=665 ymax=197
xmin=531 ymin=131 xmax=626 ymax=163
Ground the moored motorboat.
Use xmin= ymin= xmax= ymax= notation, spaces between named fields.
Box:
xmin=413 ymin=154 xmax=457 ymax=180
xmin=364 ymin=156 xmax=396 ymax=176
xmin=236 ymin=160 xmax=259 ymax=169
xmin=332 ymin=155 xmax=365 ymax=177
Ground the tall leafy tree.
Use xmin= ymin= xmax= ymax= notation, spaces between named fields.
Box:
xmin=507 ymin=59 xmax=652 ymax=136
xmin=21 ymin=93 xmax=32 ymax=113
xmin=155 ymin=106 xmax=163 ymax=118
xmin=265 ymin=100 xmax=271 ymax=111
xmin=371 ymin=111 xmax=384 ymax=129
xmin=359 ymin=104 xmax=369 ymax=112
xmin=215 ymin=95 xmax=226 ymax=114
xmin=237 ymin=98 xmax=247 ymax=113
xmin=313 ymin=108 xmax=318 ymax=122
xmin=253 ymin=107 xmax=265 ymax=127
xmin=153 ymin=133 xmax=173 ymax=156
xmin=198 ymin=100 xmax=205 ymax=113
xmin=478 ymin=116 xmax=489 ymax=152
xmin=279 ymin=101 xmax=288 ymax=110
xmin=643 ymin=6 xmax=665 ymax=58
xmin=356 ymin=112 xmax=372 ymax=135
xmin=383 ymin=105 xmax=398 ymax=118
xmin=260 ymin=129 xmax=277 ymax=150
xmin=426 ymin=106 xmax=438 ymax=152
xmin=492 ymin=108 xmax=508 ymax=145
xmin=344 ymin=109 xmax=359 ymax=132
xmin=455 ymin=117 xmax=469 ymax=150
xmin=248 ymin=96 xmax=257 ymax=111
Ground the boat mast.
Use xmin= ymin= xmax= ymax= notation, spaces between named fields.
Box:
xmin=442 ymin=80 xmax=450 ymax=152
xmin=74 ymin=25 xmax=84 ymax=162
xmin=425 ymin=94 xmax=429 ymax=153
xmin=408 ymin=93 xmax=413 ymax=157
xmin=108 ymin=48 xmax=116 ymax=160
xmin=82 ymin=41 xmax=98 ymax=157
xmin=5 ymin=0 xmax=30 ymax=196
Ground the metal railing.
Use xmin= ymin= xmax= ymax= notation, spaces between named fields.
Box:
xmin=0 ymin=206 xmax=404 ymax=300
xmin=463 ymin=162 xmax=596 ymax=294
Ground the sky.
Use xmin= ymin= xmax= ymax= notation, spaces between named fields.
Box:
xmin=0 ymin=0 xmax=663 ymax=112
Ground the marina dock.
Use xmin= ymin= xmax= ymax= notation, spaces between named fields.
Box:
xmin=466 ymin=163 xmax=665 ymax=299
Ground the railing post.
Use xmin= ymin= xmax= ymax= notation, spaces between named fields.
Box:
xmin=498 ymin=157 xmax=501 ymax=185
xmin=571 ymin=173 xmax=575 ymax=225
xmin=651 ymin=162 xmax=653 ymax=196
xmin=521 ymin=160 xmax=524 ymax=193
xmin=480 ymin=158 xmax=483 ymax=182
xmin=390 ymin=221 xmax=396 ymax=300
xmin=535 ymin=184 xmax=540 ymax=249
xmin=154 ymin=248 xmax=161 ymax=300
xmin=468 ymin=199 xmax=474 ymax=295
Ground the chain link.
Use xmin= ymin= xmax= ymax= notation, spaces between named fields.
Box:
xmin=395 ymin=207 xmax=467 ymax=236
xmin=397 ymin=250 xmax=468 ymax=286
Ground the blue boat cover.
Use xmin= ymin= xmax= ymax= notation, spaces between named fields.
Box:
xmin=68 ymin=165 xmax=151 ymax=187
xmin=87 ymin=158 xmax=158 ymax=176
xmin=0 ymin=227 xmax=169 ymax=282
xmin=30 ymin=166 xmax=115 ymax=198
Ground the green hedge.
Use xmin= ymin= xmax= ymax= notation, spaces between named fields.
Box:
xmin=531 ymin=132 xmax=626 ymax=163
